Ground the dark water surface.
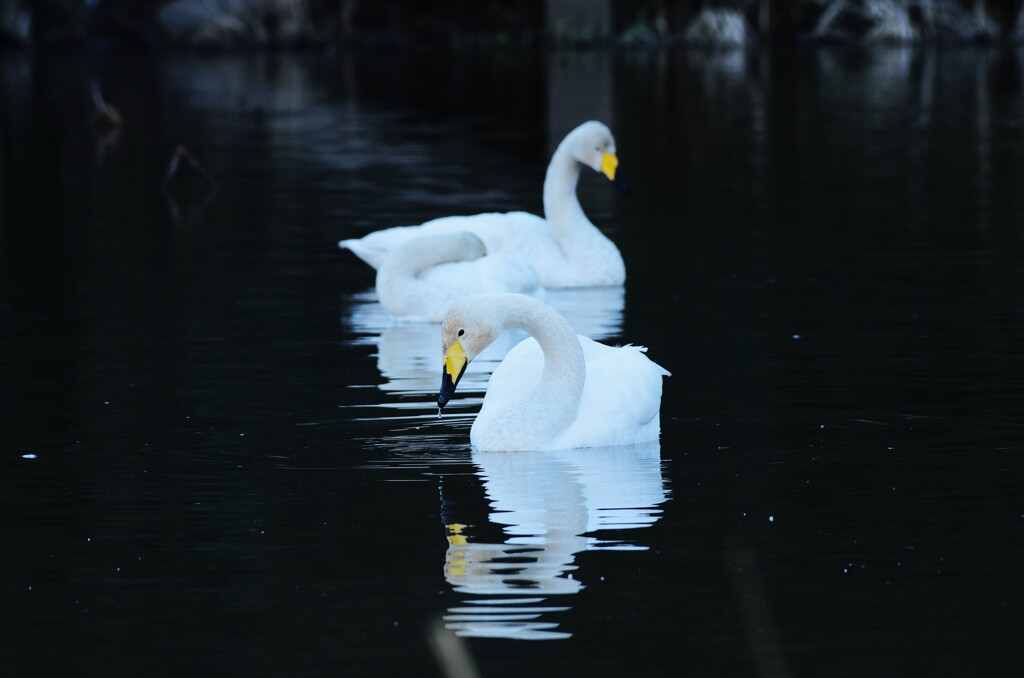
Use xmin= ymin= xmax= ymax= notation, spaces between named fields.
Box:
xmin=2 ymin=46 xmax=1023 ymax=676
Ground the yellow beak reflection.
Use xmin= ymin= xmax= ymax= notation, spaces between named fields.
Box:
xmin=438 ymin=339 xmax=468 ymax=409
xmin=600 ymin=152 xmax=619 ymax=181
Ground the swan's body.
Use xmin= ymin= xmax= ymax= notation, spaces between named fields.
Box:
xmin=376 ymin=232 xmax=542 ymax=322
xmin=439 ymin=294 xmax=669 ymax=451
xmin=339 ymin=121 xmax=626 ymax=288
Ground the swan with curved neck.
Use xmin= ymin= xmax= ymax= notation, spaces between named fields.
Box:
xmin=538 ymin=121 xmax=626 ymax=286
xmin=438 ymin=294 xmax=669 ymax=451
xmin=339 ymin=121 xmax=627 ymax=288
xmin=376 ymin=232 xmax=541 ymax=322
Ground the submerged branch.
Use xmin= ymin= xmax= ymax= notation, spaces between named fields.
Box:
xmin=161 ymin=146 xmax=218 ymax=222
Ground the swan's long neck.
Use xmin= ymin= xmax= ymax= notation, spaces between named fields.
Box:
xmin=541 ymin=135 xmax=624 ymax=284
xmin=543 ymin=139 xmax=588 ymax=236
xmin=496 ymin=294 xmax=585 ymax=435
xmin=376 ymin=234 xmax=478 ymax=316
xmin=380 ymin=237 xmax=467 ymax=280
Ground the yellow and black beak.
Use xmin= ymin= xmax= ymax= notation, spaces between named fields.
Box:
xmin=600 ymin=152 xmax=618 ymax=180
xmin=438 ymin=339 xmax=468 ymax=409
xmin=601 ymin=151 xmax=630 ymax=194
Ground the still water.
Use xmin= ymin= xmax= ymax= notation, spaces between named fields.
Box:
xmin=1 ymin=46 xmax=1023 ymax=676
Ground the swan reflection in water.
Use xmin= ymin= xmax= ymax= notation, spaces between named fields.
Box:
xmin=342 ymin=286 xmax=624 ymax=397
xmin=441 ymin=441 xmax=668 ymax=640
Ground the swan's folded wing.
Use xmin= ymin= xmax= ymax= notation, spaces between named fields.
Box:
xmin=562 ymin=342 xmax=669 ymax=448
xmin=419 ymin=254 xmax=543 ymax=299
xmin=339 ymin=212 xmax=548 ymax=270
xmin=483 ymin=336 xmax=668 ymax=449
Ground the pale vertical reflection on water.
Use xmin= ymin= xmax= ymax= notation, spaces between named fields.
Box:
xmin=441 ymin=443 xmax=667 ymax=640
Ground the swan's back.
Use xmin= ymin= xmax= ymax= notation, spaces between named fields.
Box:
xmin=341 ymin=212 xmax=551 ymax=270
xmin=376 ymin=233 xmax=543 ymax=321
xmin=419 ymin=254 xmax=542 ymax=298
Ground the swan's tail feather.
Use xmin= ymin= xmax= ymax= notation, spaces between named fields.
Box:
xmin=614 ymin=343 xmax=671 ymax=377
xmin=338 ymin=238 xmax=385 ymax=270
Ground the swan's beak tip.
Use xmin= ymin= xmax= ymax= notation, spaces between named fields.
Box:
xmin=438 ymin=371 xmax=456 ymax=409
xmin=439 ymin=339 xmax=468 ymax=410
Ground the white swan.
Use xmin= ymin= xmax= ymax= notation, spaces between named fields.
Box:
xmin=376 ymin=232 xmax=542 ymax=322
xmin=438 ymin=294 xmax=669 ymax=451
xmin=338 ymin=121 xmax=627 ymax=288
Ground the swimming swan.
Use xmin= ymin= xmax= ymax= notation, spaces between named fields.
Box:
xmin=376 ymin=232 xmax=542 ymax=321
xmin=437 ymin=294 xmax=669 ymax=451
xmin=339 ymin=121 xmax=627 ymax=288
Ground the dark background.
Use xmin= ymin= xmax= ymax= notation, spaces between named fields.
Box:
xmin=2 ymin=40 xmax=1023 ymax=678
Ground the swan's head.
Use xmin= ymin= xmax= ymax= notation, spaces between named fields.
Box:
xmin=568 ymin=121 xmax=628 ymax=192
xmin=437 ymin=296 xmax=504 ymax=409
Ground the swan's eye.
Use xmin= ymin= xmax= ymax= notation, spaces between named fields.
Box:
xmin=458 ymin=329 xmax=465 ymax=337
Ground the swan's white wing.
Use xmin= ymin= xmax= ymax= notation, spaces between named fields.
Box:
xmin=419 ymin=253 xmax=543 ymax=300
xmin=480 ymin=335 xmax=669 ymax=449
xmin=341 ymin=211 xmax=621 ymax=287
xmin=556 ymin=340 xmax=670 ymax=449
xmin=394 ymin=259 xmax=543 ymax=322
xmin=339 ymin=212 xmax=552 ymax=269
xmin=376 ymin=232 xmax=544 ymax=320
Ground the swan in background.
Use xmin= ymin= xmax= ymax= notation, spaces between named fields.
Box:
xmin=342 ymin=286 xmax=625 ymax=396
xmin=376 ymin=232 xmax=542 ymax=322
xmin=339 ymin=121 xmax=628 ymax=288
xmin=441 ymin=441 xmax=668 ymax=639
xmin=438 ymin=294 xmax=669 ymax=451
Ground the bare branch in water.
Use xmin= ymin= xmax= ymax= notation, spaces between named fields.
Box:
xmin=89 ymin=80 xmax=122 ymax=164
xmin=89 ymin=80 xmax=123 ymax=130
xmin=162 ymin=145 xmax=217 ymax=193
xmin=428 ymin=619 xmax=479 ymax=678
xmin=161 ymin=146 xmax=218 ymax=222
